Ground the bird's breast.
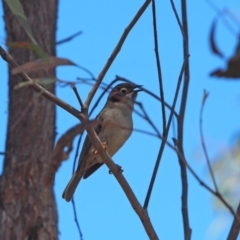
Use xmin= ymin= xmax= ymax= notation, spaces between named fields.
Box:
xmin=99 ymin=108 xmax=133 ymax=156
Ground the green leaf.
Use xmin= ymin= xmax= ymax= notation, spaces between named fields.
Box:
xmin=4 ymin=0 xmax=48 ymax=60
xmin=35 ymin=77 xmax=57 ymax=85
xmin=4 ymin=0 xmax=37 ymax=44
xmin=14 ymin=77 xmax=56 ymax=89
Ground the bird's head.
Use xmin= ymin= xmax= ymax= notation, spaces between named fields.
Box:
xmin=108 ymin=82 xmax=142 ymax=102
xmin=106 ymin=83 xmax=142 ymax=113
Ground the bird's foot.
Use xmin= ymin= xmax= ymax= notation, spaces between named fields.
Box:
xmin=109 ymin=164 xmax=123 ymax=174
xmin=94 ymin=142 xmax=107 ymax=155
xmin=102 ymin=142 xmax=107 ymax=150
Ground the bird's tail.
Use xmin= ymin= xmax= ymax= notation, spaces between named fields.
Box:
xmin=62 ymin=172 xmax=83 ymax=202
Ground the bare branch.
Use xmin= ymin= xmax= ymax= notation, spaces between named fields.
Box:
xmin=144 ymin=56 xmax=187 ymax=209
xmin=72 ymin=86 xmax=84 ymax=110
xmin=84 ymin=0 xmax=152 ymax=108
xmin=135 ymin=102 xmax=161 ymax=137
xmin=177 ymin=0 xmax=191 ymax=238
xmin=227 ymin=202 xmax=240 ymax=240
xmin=71 ymin=197 xmax=84 ymax=240
xmin=151 ymin=0 xmax=166 ymax=130
xmin=199 ymin=90 xmax=219 ymax=191
xmin=169 ymin=0 xmax=186 ymax=40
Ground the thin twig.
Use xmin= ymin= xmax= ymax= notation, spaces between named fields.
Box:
xmin=70 ymin=131 xmax=83 ymax=239
xmin=84 ymin=0 xmax=152 ymax=108
xmin=77 ymin=65 xmax=96 ymax=80
xmin=177 ymin=0 xmax=191 ymax=239
xmin=72 ymin=86 xmax=84 ymax=110
xmin=72 ymin=134 xmax=83 ymax=174
xmin=136 ymin=102 xmax=161 ymax=137
xmin=200 ymin=90 xmax=219 ymax=192
xmin=144 ymin=56 xmax=187 ymax=209
xmin=71 ymin=197 xmax=84 ymax=240
xmin=169 ymin=0 xmax=186 ymax=40
xmin=151 ymin=0 xmax=166 ymax=131
xmin=227 ymin=202 xmax=240 ymax=240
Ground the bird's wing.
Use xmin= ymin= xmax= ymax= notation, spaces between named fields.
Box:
xmin=83 ymin=163 xmax=103 ymax=179
xmin=76 ymin=109 xmax=106 ymax=170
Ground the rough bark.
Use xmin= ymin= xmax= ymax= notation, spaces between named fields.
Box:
xmin=0 ymin=0 xmax=58 ymax=239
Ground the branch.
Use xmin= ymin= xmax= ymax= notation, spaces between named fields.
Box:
xmin=177 ymin=0 xmax=191 ymax=239
xmin=227 ymin=202 xmax=240 ymax=240
xmin=199 ymin=90 xmax=218 ymax=191
xmin=84 ymin=0 xmax=152 ymax=108
xmin=144 ymin=56 xmax=188 ymax=209
xmin=0 ymin=46 xmax=81 ymax=119
xmin=72 ymin=197 xmax=83 ymax=240
xmin=169 ymin=0 xmax=186 ymax=40
xmin=135 ymin=102 xmax=161 ymax=137
xmin=84 ymin=127 xmax=158 ymax=239
xmin=151 ymin=0 xmax=166 ymax=130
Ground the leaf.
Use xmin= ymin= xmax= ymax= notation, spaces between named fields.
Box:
xmin=31 ymin=44 xmax=48 ymax=61
xmin=7 ymin=42 xmax=48 ymax=60
xmin=210 ymin=37 xmax=240 ymax=79
xmin=56 ymin=30 xmax=83 ymax=45
xmin=209 ymin=18 xmax=225 ymax=58
xmin=4 ymin=0 xmax=48 ymax=60
xmin=14 ymin=77 xmax=57 ymax=89
xmin=4 ymin=0 xmax=37 ymax=44
xmin=35 ymin=77 xmax=57 ymax=85
xmin=14 ymin=81 xmax=33 ymax=89
xmin=12 ymin=56 xmax=78 ymax=75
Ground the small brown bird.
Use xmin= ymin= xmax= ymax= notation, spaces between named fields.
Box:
xmin=62 ymin=83 xmax=142 ymax=201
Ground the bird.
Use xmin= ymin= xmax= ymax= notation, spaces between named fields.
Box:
xmin=62 ymin=82 xmax=142 ymax=201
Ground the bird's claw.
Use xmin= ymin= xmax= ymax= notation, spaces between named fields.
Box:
xmin=108 ymin=164 xmax=123 ymax=174
xmin=94 ymin=142 xmax=107 ymax=155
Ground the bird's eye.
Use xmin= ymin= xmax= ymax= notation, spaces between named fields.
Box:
xmin=120 ymin=88 xmax=127 ymax=94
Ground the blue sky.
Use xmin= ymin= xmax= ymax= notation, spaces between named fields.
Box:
xmin=1 ymin=0 xmax=240 ymax=239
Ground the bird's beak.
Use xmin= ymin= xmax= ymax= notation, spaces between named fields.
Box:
xmin=133 ymin=85 xmax=143 ymax=92
xmin=131 ymin=85 xmax=143 ymax=99
xmin=133 ymin=85 xmax=143 ymax=94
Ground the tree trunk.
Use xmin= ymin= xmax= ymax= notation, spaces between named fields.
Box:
xmin=0 ymin=0 xmax=58 ymax=239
